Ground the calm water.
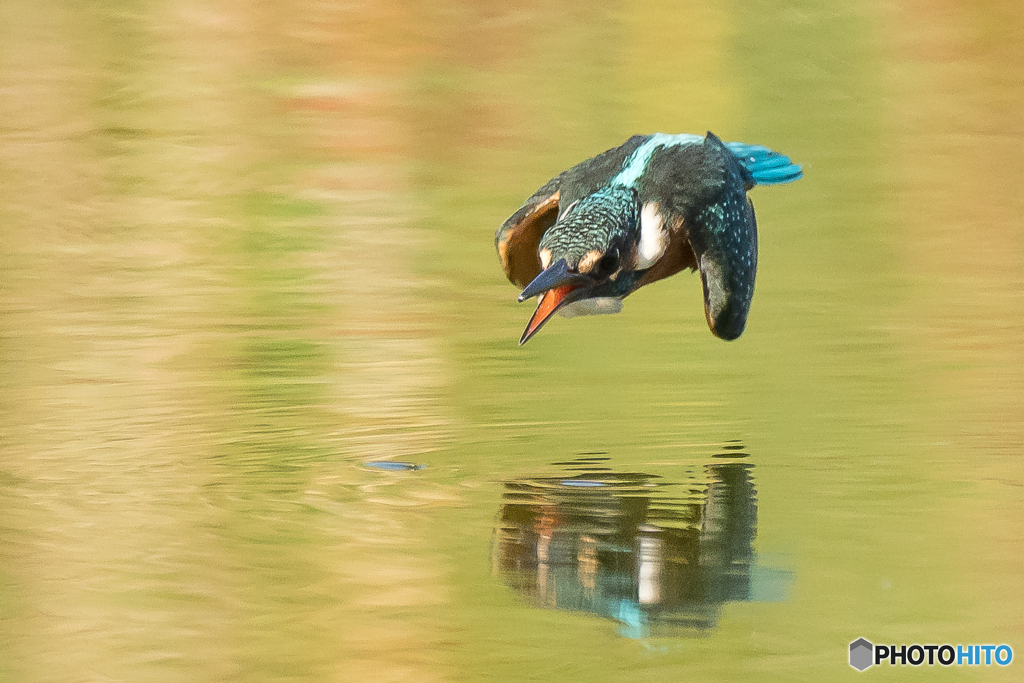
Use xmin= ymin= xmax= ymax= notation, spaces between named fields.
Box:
xmin=2 ymin=1 xmax=1022 ymax=681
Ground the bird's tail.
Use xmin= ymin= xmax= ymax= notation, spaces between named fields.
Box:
xmin=725 ymin=142 xmax=803 ymax=185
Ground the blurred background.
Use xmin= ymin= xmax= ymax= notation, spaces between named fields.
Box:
xmin=1 ymin=0 xmax=1022 ymax=680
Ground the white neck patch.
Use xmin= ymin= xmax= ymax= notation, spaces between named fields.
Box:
xmin=637 ymin=202 xmax=667 ymax=269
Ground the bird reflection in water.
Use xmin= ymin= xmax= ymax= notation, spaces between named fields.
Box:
xmin=492 ymin=454 xmax=789 ymax=637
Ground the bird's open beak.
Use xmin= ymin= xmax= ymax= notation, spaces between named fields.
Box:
xmin=517 ymin=259 xmax=590 ymax=345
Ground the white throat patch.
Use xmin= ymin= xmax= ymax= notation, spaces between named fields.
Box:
xmin=637 ymin=202 xmax=667 ymax=269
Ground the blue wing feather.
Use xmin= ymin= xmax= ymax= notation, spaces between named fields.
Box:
xmin=725 ymin=141 xmax=803 ymax=185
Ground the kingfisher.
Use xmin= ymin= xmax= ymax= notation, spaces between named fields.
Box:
xmin=495 ymin=132 xmax=802 ymax=345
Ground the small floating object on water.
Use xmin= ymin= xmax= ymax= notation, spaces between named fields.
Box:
xmin=495 ymin=132 xmax=802 ymax=344
xmin=364 ymin=460 xmax=425 ymax=471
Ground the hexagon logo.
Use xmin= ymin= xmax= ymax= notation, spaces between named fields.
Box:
xmin=850 ymin=638 xmax=874 ymax=671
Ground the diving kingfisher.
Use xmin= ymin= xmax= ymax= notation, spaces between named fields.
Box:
xmin=495 ymin=132 xmax=802 ymax=345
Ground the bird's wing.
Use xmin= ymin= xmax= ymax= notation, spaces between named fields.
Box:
xmin=637 ymin=132 xmax=758 ymax=340
xmin=495 ymin=136 xmax=649 ymax=290
xmin=495 ymin=175 xmax=562 ymax=289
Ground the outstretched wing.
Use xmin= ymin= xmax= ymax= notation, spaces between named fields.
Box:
xmin=495 ymin=175 xmax=562 ymax=289
xmin=496 ymin=135 xmax=650 ymax=290
xmin=636 ymin=132 xmax=759 ymax=340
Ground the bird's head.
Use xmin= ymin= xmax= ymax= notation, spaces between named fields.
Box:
xmin=517 ymin=186 xmax=645 ymax=344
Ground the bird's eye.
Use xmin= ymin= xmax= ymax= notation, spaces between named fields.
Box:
xmin=597 ymin=250 xmax=619 ymax=275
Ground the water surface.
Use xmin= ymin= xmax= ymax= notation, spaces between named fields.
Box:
xmin=1 ymin=1 xmax=1022 ymax=681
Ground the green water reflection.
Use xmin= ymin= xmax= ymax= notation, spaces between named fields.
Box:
xmin=1 ymin=0 xmax=1022 ymax=681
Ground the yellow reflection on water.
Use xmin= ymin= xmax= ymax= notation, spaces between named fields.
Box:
xmin=885 ymin=0 xmax=1024 ymax=646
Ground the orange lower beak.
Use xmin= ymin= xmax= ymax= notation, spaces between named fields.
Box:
xmin=520 ymin=284 xmax=578 ymax=345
